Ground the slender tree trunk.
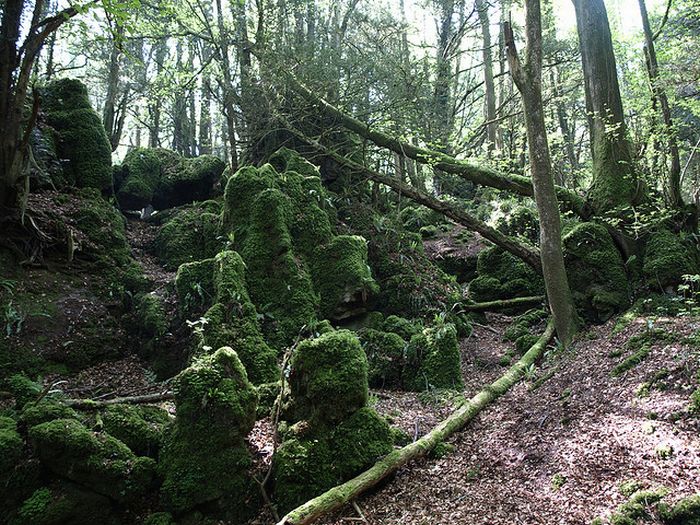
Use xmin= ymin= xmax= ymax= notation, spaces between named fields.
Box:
xmin=505 ymin=0 xmax=577 ymax=346
xmin=103 ymin=21 xmax=123 ymax=151
xmin=638 ymin=0 xmax=682 ymax=207
xmin=551 ymin=67 xmax=578 ymax=183
xmin=476 ymin=0 xmax=497 ymax=156
xmin=215 ymin=0 xmax=240 ymax=169
xmin=572 ymin=0 xmax=638 ymax=213
xmin=148 ymin=39 xmax=167 ymax=148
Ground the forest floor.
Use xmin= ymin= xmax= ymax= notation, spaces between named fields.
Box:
xmin=309 ymin=315 xmax=700 ymax=525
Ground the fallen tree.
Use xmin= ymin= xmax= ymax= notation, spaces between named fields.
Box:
xmin=64 ymin=391 xmax=174 ymax=409
xmin=278 ymin=69 xmax=591 ymax=219
xmin=275 ymin=320 xmax=556 ymax=525
xmin=278 ymin=115 xmax=543 ymax=271
xmin=462 ymin=295 xmax=546 ymax=312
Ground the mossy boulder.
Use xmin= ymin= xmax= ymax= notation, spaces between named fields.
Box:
xmin=404 ymin=324 xmax=463 ymax=391
xmin=20 ymin=400 xmax=80 ymax=428
xmin=563 ymin=222 xmax=630 ymax=322
xmin=643 ymin=229 xmax=698 ymax=290
xmin=313 ymin=235 xmax=379 ymax=320
xmin=288 ymin=330 xmax=369 ymax=425
xmin=660 ymin=494 xmax=700 ymax=525
xmin=175 ymin=258 xmax=216 ymax=317
xmin=382 ymin=315 xmax=423 ymax=341
xmin=357 ymin=328 xmax=405 ymax=388
xmin=154 ymin=202 xmax=223 ymax=270
xmin=159 ymin=347 xmax=257 ymax=514
xmin=134 ymin=293 xmax=168 ymax=339
xmin=29 ymin=418 xmax=156 ymax=503
xmin=1 ymin=415 xmax=24 ymax=478
xmin=468 ymin=246 xmax=544 ymax=303
xmin=12 ymin=483 xmax=118 ymax=525
xmin=40 ymin=79 xmax=112 ymax=192
xmin=272 ymin=407 xmax=392 ymax=513
xmin=115 ymin=147 xmax=225 ymax=210
xmin=102 ymin=404 xmax=171 ymax=457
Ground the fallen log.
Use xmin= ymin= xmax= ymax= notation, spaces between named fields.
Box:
xmin=276 ymin=320 xmax=556 ymax=525
xmin=64 ymin=391 xmax=174 ymax=409
xmin=462 ymin=295 xmax=546 ymax=312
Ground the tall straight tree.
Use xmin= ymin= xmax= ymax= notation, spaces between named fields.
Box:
xmin=571 ymin=0 xmax=639 ymax=213
xmin=476 ymin=0 xmax=498 ymax=156
xmin=505 ymin=0 xmax=577 ymax=346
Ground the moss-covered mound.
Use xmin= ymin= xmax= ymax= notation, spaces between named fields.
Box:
xmin=288 ymin=330 xmax=368 ymax=425
xmin=273 ymin=407 xmax=393 ymax=513
xmin=29 ymin=418 xmax=156 ymax=503
xmin=468 ymin=246 xmax=544 ymax=303
xmin=175 ymin=258 xmax=216 ymax=317
xmin=221 ymin=152 xmax=378 ymax=345
xmin=12 ymin=482 xmax=118 ymax=525
xmin=102 ymin=404 xmax=171 ymax=458
xmin=563 ymin=222 xmax=630 ymax=323
xmin=159 ymin=347 xmax=258 ymax=516
xmin=660 ymin=494 xmax=700 ymax=525
xmin=404 ymin=323 xmax=463 ymax=391
xmin=153 ymin=201 xmax=224 ymax=270
xmin=357 ymin=328 xmax=406 ymax=389
xmin=40 ymin=78 xmax=112 ymax=192
xmin=496 ymin=206 xmax=539 ymax=244
xmin=115 ymin=147 xmax=225 ymax=210
xmin=643 ymin=229 xmax=698 ymax=290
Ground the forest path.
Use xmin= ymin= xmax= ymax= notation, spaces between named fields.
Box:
xmin=304 ymin=315 xmax=700 ymax=525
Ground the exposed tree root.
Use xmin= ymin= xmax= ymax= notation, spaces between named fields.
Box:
xmin=276 ymin=320 xmax=556 ymax=525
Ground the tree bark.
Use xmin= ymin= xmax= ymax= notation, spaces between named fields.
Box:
xmin=505 ymin=0 xmax=577 ymax=346
xmin=572 ymin=0 xmax=639 ymax=213
xmin=276 ymin=321 xmax=555 ymax=525
xmin=476 ymin=0 xmax=498 ymax=156
xmin=638 ymin=0 xmax=682 ymax=207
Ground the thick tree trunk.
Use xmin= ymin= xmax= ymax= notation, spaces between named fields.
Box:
xmin=572 ymin=0 xmax=638 ymax=213
xmin=638 ymin=0 xmax=682 ymax=207
xmin=506 ymin=0 xmax=577 ymax=346
xmin=276 ymin=321 xmax=555 ymax=525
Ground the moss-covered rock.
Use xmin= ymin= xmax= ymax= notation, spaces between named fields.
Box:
xmin=154 ymin=203 xmax=223 ymax=270
xmin=6 ymin=374 xmax=41 ymax=409
xmin=20 ymin=400 xmax=80 ymax=428
xmin=643 ymin=229 xmax=698 ymax=290
xmin=175 ymin=258 xmax=216 ymax=317
xmin=313 ymin=235 xmax=379 ymax=320
xmin=272 ymin=407 xmax=392 ymax=513
xmin=468 ymin=246 xmax=544 ymax=303
xmin=563 ymin=223 xmax=630 ymax=323
xmin=115 ymin=147 xmax=225 ymax=210
xmin=288 ymin=330 xmax=368 ymax=425
xmin=496 ymin=206 xmax=539 ymax=244
xmin=12 ymin=482 xmax=117 ymax=525
xmin=0 ymin=416 xmax=24 ymax=479
xmin=134 ymin=293 xmax=168 ymax=339
xmin=159 ymin=347 xmax=257 ymax=514
xmin=382 ymin=315 xmax=423 ymax=341
xmin=40 ymin=79 xmax=112 ymax=192
xmin=404 ymin=324 xmax=463 ymax=391
xmin=29 ymin=418 xmax=156 ymax=503
xmin=660 ymin=494 xmax=700 ymax=525
xmin=357 ymin=328 xmax=405 ymax=388
xmin=102 ymin=404 xmax=171 ymax=457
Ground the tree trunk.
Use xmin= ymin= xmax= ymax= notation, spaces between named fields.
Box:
xmin=505 ymin=0 xmax=577 ymax=346
xmin=638 ymin=0 xmax=682 ymax=207
xmin=476 ymin=0 xmax=497 ymax=156
xmin=572 ymin=0 xmax=638 ymax=213
xmin=103 ymin=21 xmax=123 ymax=151
xmin=276 ymin=321 xmax=555 ymax=525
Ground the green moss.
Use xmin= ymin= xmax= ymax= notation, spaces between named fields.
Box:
xmin=289 ymin=330 xmax=368 ymax=425
xmin=13 ymin=482 xmax=117 ymax=525
xmin=134 ymin=293 xmax=168 ymax=339
xmin=29 ymin=418 xmax=156 ymax=503
xmin=41 ymin=79 xmax=112 ymax=192
xmin=620 ymin=480 xmax=645 ymax=498
xmin=154 ymin=204 xmax=223 ymax=270
xmin=588 ymin=132 xmax=638 ymax=214
xmin=643 ymin=229 xmax=698 ymax=290
xmin=611 ymin=330 xmax=670 ymax=377
xmin=20 ymin=400 xmax=79 ymax=428
xmin=515 ymin=334 xmax=540 ymax=354
xmin=357 ymin=328 xmax=405 ymax=388
xmin=496 ymin=206 xmax=539 ymax=244
xmin=115 ymin=148 xmax=163 ymax=209
xmin=159 ymin=347 xmax=257 ymax=514
xmin=563 ymin=223 xmax=630 ymax=323
xmin=660 ymin=494 xmax=700 ymax=525
xmin=0 ymin=416 xmax=23 ymax=474
xmin=404 ymin=324 xmax=463 ymax=391
xmin=268 ymin=147 xmax=321 ymax=179
xmin=313 ymin=235 xmax=379 ymax=320
xmin=144 ymin=512 xmax=176 ymax=525
xmin=102 ymin=404 xmax=171 ymax=457
xmin=256 ymin=381 xmax=281 ymax=419
xmin=382 ymin=315 xmax=423 ymax=341
xmin=175 ymin=258 xmax=216 ymax=317
xmin=272 ymin=407 xmax=392 ymax=513
xmin=469 ymin=246 xmax=543 ymax=304
xmin=399 ymin=205 xmax=447 ymax=233
xmin=6 ymin=374 xmax=41 ymax=409
xmin=430 ymin=441 xmax=456 ymax=459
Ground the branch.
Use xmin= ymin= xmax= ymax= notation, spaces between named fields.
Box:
xmin=462 ymin=295 xmax=546 ymax=312
xmin=652 ymin=0 xmax=673 ymax=41
xmin=64 ymin=391 xmax=173 ymax=409
xmin=276 ymin=321 xmax=556 ymax=525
